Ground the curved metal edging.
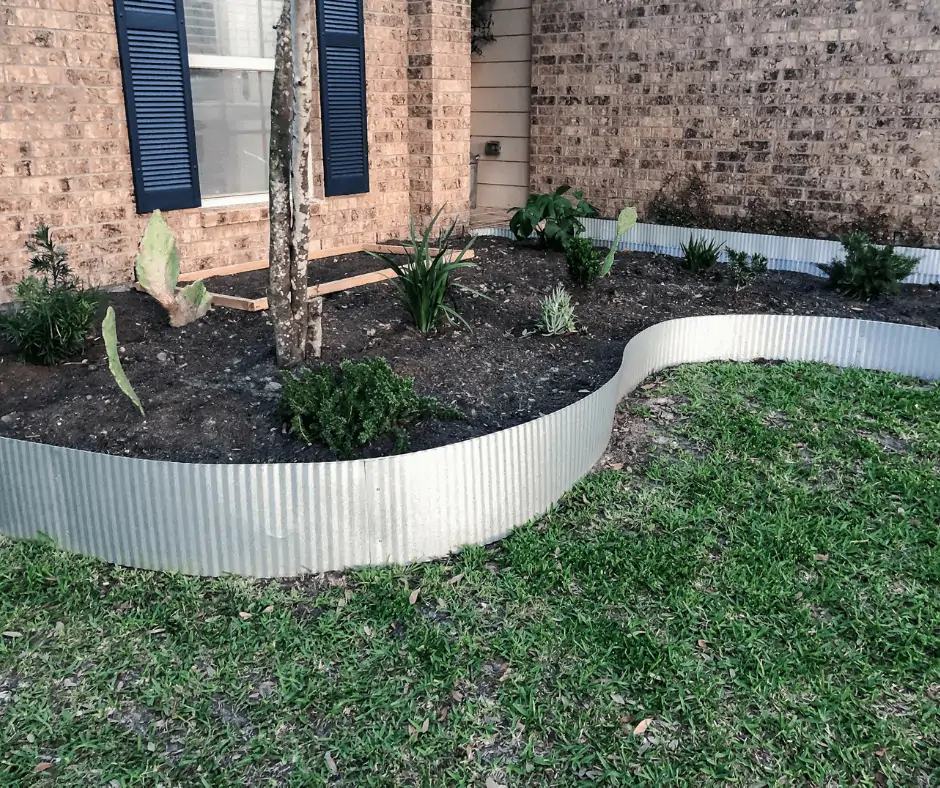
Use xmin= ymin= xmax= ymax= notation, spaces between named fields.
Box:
xmin=1 ymin=315 xmax=938 ymax=577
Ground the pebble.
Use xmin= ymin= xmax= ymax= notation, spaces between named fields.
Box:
xmin=265 ymin=381 xmax=282 ymax=392
xmin=0 ymin=413 xmax=14 ymax=425
xmin=156 ymin=351 xmax=168 ymax=362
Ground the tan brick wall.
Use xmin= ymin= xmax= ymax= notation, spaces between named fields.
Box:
xmin=0 ymin=0 xmax=471 ymax=302
xmin=530 ymin=0 xmax=940 ymax=241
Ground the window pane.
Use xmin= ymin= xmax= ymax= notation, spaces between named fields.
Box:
xmin=190 ymin=69 xmax=272 ymax=197
xmin=184 ymin=0 xmax=281 ymax=59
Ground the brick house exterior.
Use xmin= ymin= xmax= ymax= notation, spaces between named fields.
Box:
xmin=0 ymin=0 xmax=471 ymax=302
xmin=529 ymin=0 xmax=940 ymax=242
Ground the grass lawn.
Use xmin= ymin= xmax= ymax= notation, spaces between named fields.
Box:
xmin=1 ymin=362 xmax=939 ymax=786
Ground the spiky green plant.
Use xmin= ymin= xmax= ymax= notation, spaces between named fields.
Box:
xmin=135 ymin=211 xmax=212 ymax=327
xmin=600 ymin=206 xmax=638 ymax=276
xmin=102 ymin=306 xmax=144 ymax=415
xmin=680 ymin=236 xmax=724 ymax=274
xmin=725 ymin=248 xmax=769 ymax=289
xmin=821 ymin=232 xmax=919 ymax=299
xmin=366 ymin=208 xmax=478 ymax=334
xmin=536 ymin=286 xmax=577 ymax=335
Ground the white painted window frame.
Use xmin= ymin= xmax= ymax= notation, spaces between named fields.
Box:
xmin=188 ymin=53 xmax=276 ymax=207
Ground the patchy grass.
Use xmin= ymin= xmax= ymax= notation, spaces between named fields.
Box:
xmin=1 ymin=362 xmax=939 ymax=786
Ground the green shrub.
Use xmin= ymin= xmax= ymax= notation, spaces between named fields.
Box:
xmin=509 ymin=185 xmax=597 ymax=250
xmin=367 ymin=208 xmax=477 ymax=334
xmin=280 ymin=357 xmax=460 ymax=458
xmin=725 ymin=248 xmax=769 ymax=288
xmin=821 ymin=231 xmax=919 ymax=299
xmin=0 ymin=225 xmax=100 ymax=364
xmin=680 ymin=236 xmax=723 ymax=274
xmin=565 ymin=236 xmax=603 ymax=287
xmin=537 ymin=286 xmax=577 ymax=335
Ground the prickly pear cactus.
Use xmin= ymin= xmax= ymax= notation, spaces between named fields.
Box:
xmin=102 ymin=306 xmax=144 ymax=416
xmin=135 ymin=210 xmax=212 ymax=327
xmin=601 ymin=206 xmax=639 ymax=277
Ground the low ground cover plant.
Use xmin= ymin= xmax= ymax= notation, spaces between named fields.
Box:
xmin=536 ymin=286 xmax=577 ymax=335
xmin=725 ymin=248 xmax=768 ymax=288
xmin=0 ymin=225 xmax=100 ymax=364
xmin=509 ymin=185 xmax=597 ymax=250
xmin=280 ymin=357 xmax=460 ymax=458
xmin=821 ymin=231 xmax=919 ymax=299
xmin=367 ymin=209 xmax=477 ymax=334
xmin=680 ymin=235 xmax=723 ymax=274
xmin=564 ymin=236 xmax=603 ymax=287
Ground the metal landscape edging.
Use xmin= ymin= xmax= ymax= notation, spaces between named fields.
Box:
xmin=1 ymin=315 xmax=938 ymax=577
xmin=472 ymin=220 xmax=940 ymax=284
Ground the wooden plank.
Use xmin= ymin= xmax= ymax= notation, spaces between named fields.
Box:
xmin=362 ymin=243 xmax=475 ymax=261
xmin=310 ymin=268 xmax=397 ymax=297
xmin=175 ymin=244 xmax=363 ymax=284
xmin=177 ymin=259 xmax=268 ymax=283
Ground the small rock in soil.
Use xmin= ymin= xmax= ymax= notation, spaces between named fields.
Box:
xmin=265 ymin=381 xmax=282 ymax=392
xmin=156 ymin=352 xmax=168 ymax=362
xmin=0 ymin=413 xmax=15 ymax=425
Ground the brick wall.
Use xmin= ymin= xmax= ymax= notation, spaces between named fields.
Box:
xmin=530 ymin=0 xmax=940 ymax=241
xmin=0 ymin=0 xmax=471 ymax=302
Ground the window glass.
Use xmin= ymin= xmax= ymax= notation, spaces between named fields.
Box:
xmin=183 ymin=0 xmax=278 ymax=198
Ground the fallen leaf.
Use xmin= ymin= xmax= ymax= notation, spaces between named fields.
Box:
xmin=875 ymin=746 xmax=887 ymax=757
xmin=633 ymin=718 xmax=652 ymax=736
xmin=33 ymin=763 xmax=53 ymax=774
xmin=451 ymin=690 xmax=464 ymax=702
xmin=437 ymin=706 xmax=449 ymax=722
xmin=262 ymin=605 xmax=274 ymax=614
xmin=499 ymin=667 xmax=512 ymax=682
xmin=238 ymin=612 xmax=252 ymax=620
xmin=610 ymin=693 xmax=625 ymax=705
xmin=446 ymin=572 xmax=465 ymax=586
xmin=324 ymin=751 xmax=338 ymax=775
xmin=148 ymin=628 xmax=165 ymax=635
xmin=364 ymin=625 xmax=373 ymax=637
xmin=409 ymin=588 xmax=420 ymax=605
xmin=486 ymin=777 xmax=507 ymax=788
xmin=814 ymin=553 xmax=830 ymax=562
xmin=697 ymin=639 xmax=708 ymax=649
xmin=609 ymin=462 xmax=624 ymax=470
xmin=421 ymin=717 xmax=429 ymax=733
xmin=2 ymin=631 xmax=23 ymax=638
xmin=640 ymin=383 xmax=656 ymax=390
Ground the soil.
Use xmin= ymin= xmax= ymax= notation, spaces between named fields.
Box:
xmin=2 ymin=237 xmax=938 ymax=464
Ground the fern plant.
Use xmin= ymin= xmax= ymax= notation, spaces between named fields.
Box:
xmin=25 ymin=224 xmax=71 ymax=286
xmin=367 ymin=208 xmax=478 ymax=334
xmin=280 ymin=357 xmax=460 ymax=458
xmin=537 ymin=287 xmax=577 ymax=335
xmin=680 ymin=236 xmax=724 ymax=274
xmin=821 ymin=232 xmax=919 ymax=299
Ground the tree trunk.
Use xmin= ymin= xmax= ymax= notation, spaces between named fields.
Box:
xmin=268 ymin=0 xmax=313 ymax=368
xmin=307 ymin=296 xmax=323 ymax=360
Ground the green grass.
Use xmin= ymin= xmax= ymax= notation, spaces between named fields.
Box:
xmin=2 ymin=362 xmax=939 ymax=786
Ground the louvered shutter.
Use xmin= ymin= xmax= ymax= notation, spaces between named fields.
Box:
xmin=113 ymin=0 xmax=201 ymax=213
xmin=316 ymin=0 xmax=370 ymax=196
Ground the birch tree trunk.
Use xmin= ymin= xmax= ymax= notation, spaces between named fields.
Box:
xmin=268 ymin=0 xmax=313 ymax=368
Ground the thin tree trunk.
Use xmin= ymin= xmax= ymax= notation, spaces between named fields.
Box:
xmin=289 ymin=0 xmax=313 ymax=365
xmin=306 ymin=296 xmax=323 ymax=360
xmin=268 ymin=0 xmax=295 ymax=368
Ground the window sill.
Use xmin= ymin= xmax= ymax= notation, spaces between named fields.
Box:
xmin=201 ymin=193 xmax=269 ymax=209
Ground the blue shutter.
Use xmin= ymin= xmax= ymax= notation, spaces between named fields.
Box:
xmin=113 ymin=0 xmax=201 ymax=213
xmin=316 ymin=0 xmax=370 ymax=196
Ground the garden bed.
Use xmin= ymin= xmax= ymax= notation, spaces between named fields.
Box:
xmin=1 ymin=237 xmax=938 ymax=464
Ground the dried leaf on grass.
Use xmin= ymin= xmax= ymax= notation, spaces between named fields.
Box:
xmin=324 ymin=751 xmax=338 ymax=775
xmin=486 ymin=777 xmax=507 ymax=788
xmin=409 ymin=588 xmax=420 ymax=605
xmin=33 ymin=763 xmax=54 ymax=774
xmin=633 ymin=718 xmax=652 ymax=736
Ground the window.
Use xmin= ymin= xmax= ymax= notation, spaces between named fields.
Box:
xmin=183 ymin=0 xmax=281 ymax=200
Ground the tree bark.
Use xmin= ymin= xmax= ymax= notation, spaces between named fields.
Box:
xmin=268 ymin=0 xmax=313 ymax=368
xmin=307 ymin=296 xmax=323 ymax=360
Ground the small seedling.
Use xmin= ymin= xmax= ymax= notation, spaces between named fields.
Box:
xmin=680 ymin=236 xmax=723 ymax=274
xmin=537 ymin=286 xmax=577 ymax=335
xmin=725 ymin=248 xmax=768 ymax=289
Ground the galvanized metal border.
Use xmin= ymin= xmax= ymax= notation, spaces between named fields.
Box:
xmin=1 ymin=315 xmax=938 ymax=577
xmin=472 ymin=220 xmax=940 ymax=284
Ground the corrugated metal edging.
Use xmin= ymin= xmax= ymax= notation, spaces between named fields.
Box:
xmin=473 ymin=221 xmax=940 ymax=284
xmin=2 ymin=315 xmax=939 ymax=577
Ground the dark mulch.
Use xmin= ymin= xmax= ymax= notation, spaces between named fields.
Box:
xmin=2 ymin=237 xmax=938 ymax=463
